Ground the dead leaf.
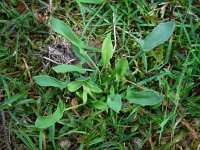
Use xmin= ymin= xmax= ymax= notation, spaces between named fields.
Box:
xmin=70 ymin=98 xmax=79 ymax=111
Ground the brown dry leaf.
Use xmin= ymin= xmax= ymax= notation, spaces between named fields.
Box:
xmin=70 ymin=98 xmax=79 ymax=111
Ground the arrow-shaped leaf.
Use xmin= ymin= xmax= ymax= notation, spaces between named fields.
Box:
xmin=33 ymin=75 xmax=68 ymax=90
xmin=101 ymin=32 xmax=114 ymax=68
xmin=52 ymin=64 xmax=86 ymax=74
xmin=51 ymin=18 xmax=82 ymax=48
xmin=107 ymin=94 xmax=122 ymax=113
xmin=126 ymin=87 xmax=164 ymax=106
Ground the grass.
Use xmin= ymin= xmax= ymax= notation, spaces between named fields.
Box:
xmin=0 ymin=0 xmax=200 ymax=149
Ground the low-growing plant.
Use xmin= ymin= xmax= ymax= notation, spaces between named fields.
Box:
xmin=33 ymin=18 xmax=175 ymax=129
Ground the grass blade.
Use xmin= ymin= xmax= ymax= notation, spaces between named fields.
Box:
xmin=78 ymin=0 xmax=105 ymax=4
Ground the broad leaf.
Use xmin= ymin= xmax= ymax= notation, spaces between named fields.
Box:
xmin=85 ymin=82 xmax=102 ymax=93
xmin=126 ymin=87 xmax=164 ymax=106
xmin=136 ymin=22 xmax=175 ymax=51
xmin=52 ymin=64 xmax=86 ymax=74
xmin=107 ymin=94 xmax=122 ymax=113
xmin=92 ymin=101 xmax=107 ymax=110
xmin=115 ymin=58 xmax=128 ymax=80
xmin=78 ymin=0 xmax=105 ymax=4
xmin=101 ymin=32 xmax=114 ymax=68
xmin=67 ymin=80 xmax=84 ymax=92
xmin=33 ymin=75 xmax=68 ymax=90
xmin=51 ymin=18 xmax=99 ymax=52
xmin=51 ymin=18 xmax=82 ymax=48
xmin=35 ymin=101 xmax=65 ymax=129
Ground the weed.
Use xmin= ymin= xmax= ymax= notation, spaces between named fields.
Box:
xmin=0 ymin=0 xmax=199 ymax=149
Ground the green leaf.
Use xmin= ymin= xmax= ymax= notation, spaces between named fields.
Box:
xmin=141 ymin=52 xmax=147 ymax=71
xmin=92 ymin=101 xmax=107 ymax=110
xmin=83 ymin=91 xmax=87 ymax=104
xmin=35 ymin=101 xmax=65 ymax=129
xmin=33 ymin=75 xmax=68 ymax=90
xmin=115 ymin=58 xmax=128 ymax=80
xmin=107 ymin=94 xmax=122 ymax=113
xmin=51 ymin=18 xmax=99 ymax=52
xmin=78 ymin=0 xmax=105 ymax=4
xmin=136 ymin=22 xmax=175 ymax=51
xmin=85 ymin=82 xmax=102 ymax=93
xmin=51 ymin=18 xmax=82 ymax=48
xmin=126 ymin=87 xmax=164 ymax=106
xmin=52 ymin=64 xmax=86 ymax=74
xmin=67 ymin=80 xmax=84 ymax=92
xmin=101 ymin=32 xmax=114 ymax=68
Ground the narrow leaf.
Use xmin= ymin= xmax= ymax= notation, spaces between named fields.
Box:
xmin=0 ymin=92 xmax=27 ymax=110
xmin=52 ymin=64 xmax=86 ymax=74
xmin=33 ymin=75 xmax=67 ymax=90
xmin=101 ymin=32 xmax=114 ymax=68
xmin=83 ymin=91 xmax=87 ymax=104
xmin=35 ymin=101 xmax=65 ymax=129
xmin=78 ymin=0 xmax=105 ymax=4
xmin=126 ymin=87 xmax=164 ymax=106
xmin=141 ymin=52 xmax=147 ymax=71
xmin=107 ymin=94 xmax=122 ymax=113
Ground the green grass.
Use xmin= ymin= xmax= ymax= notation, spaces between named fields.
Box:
xmin=0 ymin=0 xmax=200 ymax=149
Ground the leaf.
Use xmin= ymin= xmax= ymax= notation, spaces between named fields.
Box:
xmin=85 ymin=82 xmax=102 ymax=93
xmin=136 ymin=22 xmax=175 ymax=51
xmin=101 ymin=32 xmax=114 ymax=68
xmin=126 ymin=87 xmax=164 ymax=106
xmin=15 ymin=128 xmax=37 ymax=150
xmin=51 ymin=18 xmax=99 ymax=52
xmin=67 ymin=80 xmax=84 ymax=92
xmin=50 ymin=18 xmax=82 ymax=48
xmin=52 ymin=64 xmax=86 ymax=74
xmin=33 ymin=75 xmax=66 ymax=90
xmin=92 ymin=101 xmax=107 ymax=110
xmin=107 ymin=94 xmax=122 ymax=113
xmin=33 ymin=75 xmax=68 ymax=90
xmin=35 ymin=101 xmax=65 ymax=129
xmin=83 ymin=91 xmax=87 ymax=104
xmin=78 ymin=0 xmax=105 ymax=4
xmin=141 ymin=52 xmax=147 ymax=71
xmin=70 ymin=98 xmax=79 ymax=111
xmin=115 ymin=58 xmax=128 ymax=80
